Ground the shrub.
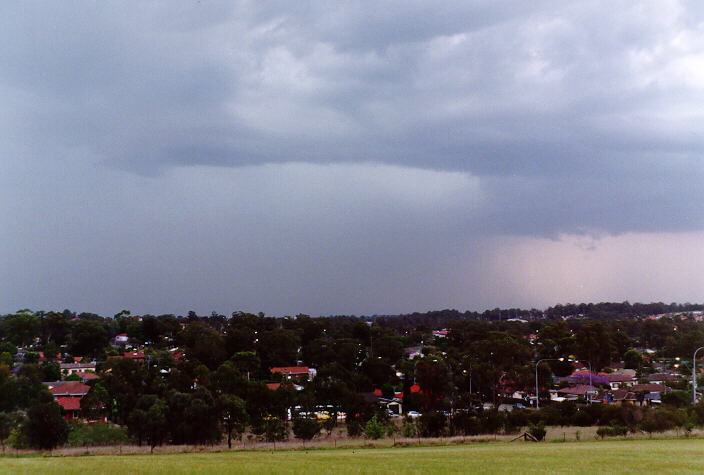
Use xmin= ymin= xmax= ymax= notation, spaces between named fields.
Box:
xmin=596 ymin=424 xmax=628 ymax=439
xmin=528 ymin=422 xmax=546 ymax=441
xmin=364 ymin=415 xmax=385 ymax=440
xmin=573 ymin=409 xmax=594 ymax=426
xmin=477 ymin=409 xmax=502 ymax=434
xmin=67 ymin=421 xmax=128 ymax=447
xmin=292 ymin=417 xmax=321 ymax=445
xmin=417 ymin=411 xmax=447 ymax=438
xmin=450 ymin=412 xmax=476 ymax=436
xmin=661 ymin=391 xmax=690 ymax=408
xmin=346 ymin=416 xmax=362 ymax=437
xmin=401 ymin=420 xmax=416 ymax=438
xmin=7 ymin=427 xmax=29 ymax=450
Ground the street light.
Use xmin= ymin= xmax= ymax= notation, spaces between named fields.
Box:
xmin=535 ymin=358 xmax=564 ymax=409
xmin=581 ymin=360 xmax=593 ymax=403
xmin=693 ymin=347 xmax=704 ymax=404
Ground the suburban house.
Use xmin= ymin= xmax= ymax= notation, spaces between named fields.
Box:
xmin=114 ymin=333 xmax=129 ymax=345
xmin=647 ymin=373 xmax=681 ymax=385
xmin=108 ymin=351 xmax=146 ymax=365
xmin=361 ymin=391 xmax=403 ymax=415
xmin=266 ymin=381 xmax=303 ymax=391
xmin=603 ymin=373 xmax=637 ymax=390
xmin=607 ymin=389 xmax=637 ymax=405
xmin=404 ymin=346 xmax=422 ymax=360
xmin=270 ymin=366 xmax=316 ymax=382
xmin=60 ymin=361 xmax=96 ymax=376
xmin=556 ymin=384 xmax=599 ymax=400
xmin=48 ymin=381 xmax=91 ymax=421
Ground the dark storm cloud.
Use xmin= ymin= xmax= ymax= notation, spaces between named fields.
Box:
xmin=2 ymin=1 xmax=703 ymax=316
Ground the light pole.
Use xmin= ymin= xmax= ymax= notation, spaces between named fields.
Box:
xmin=693 ymin=347 xmax=704 ymax=404
xmin=535 ymin=358 xmax=563 ymax=409
xmin=581 ymin=360 xmax=593 ymax=403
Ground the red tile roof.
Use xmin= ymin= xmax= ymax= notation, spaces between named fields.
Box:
xmin=556 ymin=385 xmax=598 ymax=396
xmin=56 ymin=396 xmax=81 ymax=411
xmin=270 ymin=366 xmax=309 ymax=375
xmin=49 ymin=382 xmax=90 ymax=396
xmin=77 ymin=372 xmax=99 ymax=381
xmin=603 ymin=373 xmax=635 ymax=383
xmin=632 ymin=383 xmax=672 ymax=393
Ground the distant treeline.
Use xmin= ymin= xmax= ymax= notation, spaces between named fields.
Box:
xmin=373 ymin=301 xmax=704 ymax=331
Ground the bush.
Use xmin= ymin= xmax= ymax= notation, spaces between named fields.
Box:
xmin=476 ymin=409 xmax=502 ymax=434
xmin=661 ymin=391 xmax=690 ymax=408
xmin=7 ymin=427 xmax=29 ymax=450
xmin=401 ymin=420 xmax=416 ymax=438
xmin=596 ymin=424 xmax=628 ymax=439
xmin=67 ymin=421 xmax=129 ymax=447
xmin=573 ymin=409 xmax=594 ymax=426
xmin=638 ymin=410 xmax=675 ymax=436
xmin=506 ymin=408 xmax=529 ymax=429
xmin=537 ymin=406 xmax=563 ymax=426
xmin=450 ymin=412 xmax=476 ymax=436
xmin=346 ymin=416 xmax=362 ymax=437
xmin=364 ymin=415 xmax=386 ymax=440
xmin=292 ymin=417 xmax=321 ymax=445
xmin=528 ymin=422 xmax=546 ymax=441
xmin=417 ymin=411 xmax=447 ymax=438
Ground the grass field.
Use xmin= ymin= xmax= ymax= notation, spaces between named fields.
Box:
xmin=2 ymin=438 xmax=704 ymax=474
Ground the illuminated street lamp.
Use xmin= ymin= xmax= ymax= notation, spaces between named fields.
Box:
xmin=535 ymin=358 xmax=564 ymax=409
xmin=693 ymin=347 xmax=704 ymax=404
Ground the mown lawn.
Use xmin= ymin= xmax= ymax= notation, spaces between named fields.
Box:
xmin=2 ymin=438 xmax=704 ymax=474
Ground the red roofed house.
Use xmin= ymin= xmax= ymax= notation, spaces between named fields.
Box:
xmin=115 ymin=333 xmax=129 ymax=345
xmin=49 ymin=381 xmax=90 ymax=420
xmin=270 ymin=366 xmax=315 ymax=382
xmin=76 ymin=371 xmax=100 ymax=383
xmin=108 ymin=352 xmax=146 ymax=365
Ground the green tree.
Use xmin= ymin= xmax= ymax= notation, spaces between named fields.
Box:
xmin=415 ymin=357 xmax=451 ymax=409
xmin=575 ymin=322 xmax=612 ymax=371
xmin=22 ymin=392 xmax=69 ymax=450
xmin=2 ymin=310 xmax=40 ymax=347
xmin=364 ymin=415 xmax=385 ymax=440
xmin=40 ymin=362 xmax=60 ymax=381
xmin=217 ymin=394 xmax=249 ymax=449
xmin=0 ymin=353 xmax=13 ymax=369
xmin=263 ymin=417 xmax=287 ymax=449
xmin=0 ymin=412 xmax=14 ymax=454
xmin=70 ymin=320 xmax=108 ymax=357
xmin=144 ymin=401 xmax=169 ymax=453
xmin=178 ymin=322 xmax=226 ymax=369
xmin=623 ymin=349 xmax=642 ymax=370
xmin=292 ymin=416 xmax=321 ymax=447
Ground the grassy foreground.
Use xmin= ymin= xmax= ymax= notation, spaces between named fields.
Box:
xmin=2 ymin=438 xmax=704 ymax=474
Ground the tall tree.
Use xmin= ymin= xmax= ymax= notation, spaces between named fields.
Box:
xmin=217 ymin=394 xmax=248 ymax=449
xmin=22 ymin=392 xmax=68 ymax=450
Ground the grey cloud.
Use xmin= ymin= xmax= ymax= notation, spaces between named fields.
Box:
xmin=2 ymin=1 xmax=703 ymax=315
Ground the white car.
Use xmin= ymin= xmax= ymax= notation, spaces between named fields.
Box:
xmin=406 ymin=411 xmax=421 ymax=418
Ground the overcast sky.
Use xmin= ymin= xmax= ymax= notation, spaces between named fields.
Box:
xmin=2 ymin=1 xmax=703 ymax=317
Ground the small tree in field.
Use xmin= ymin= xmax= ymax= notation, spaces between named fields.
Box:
xmin=528 ymin=422 xmax=546 ymax=441
xmin=217 ymin=394 xmax=249 ymax=449
xmin=264 ymin=417 xmax=287 ymax=449
xmin=0 ymin=412 xmax=14 ymax=454
xmin=364 ymin=415 xmax=385 ymax=440
xmin=145 ymin=401 xmax=169 ymax=453
xmin=293 ymin=417 xmax=321 ymax=447
xmin=23 ymin=393 xmax=68 ymax=450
